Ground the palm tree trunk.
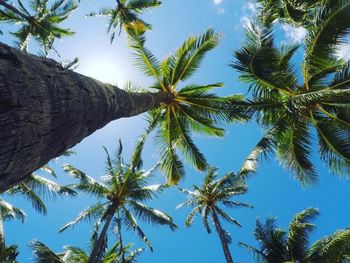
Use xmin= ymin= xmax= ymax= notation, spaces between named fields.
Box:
xmin=0 ymin=212 xmax=4 ymax=244
xmin=211 ymin=209 xmax=234 ymax=263
xmin=89 ymin=205 xmax=116 ymax=263
xmin=0 ymin=43 xmax=167 ymax=192
xmin=116 ymin=216 xmax=125 ymax=263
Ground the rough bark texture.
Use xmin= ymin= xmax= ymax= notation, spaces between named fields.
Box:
xmin=212 ymin=209 xmax=234 ymax=263
xmin=0 ymin=43 xmax=167 ymax=192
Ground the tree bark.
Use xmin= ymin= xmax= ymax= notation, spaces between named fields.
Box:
xmin=0 ymin=43 xmax=167 ymax=192
xmin=212 ymin=209 xmax=234 ymax=263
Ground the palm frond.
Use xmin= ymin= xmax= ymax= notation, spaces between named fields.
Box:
xmin=276 ymin=121 xmax=317 ymax=184
xmin=30 ymin=240 xmax=64 ymax=263
xmin=59 ymin=202 xmax=108 ymax=232
xmin=288 ymin=208 xmax=319 ymax=260
xmin=122 ymin=207 xmax=153 ymax=251
xmin=306 ymin=228 xmax=350 ymax=262
xmin=304 ymin=0 xmax=350 ymax=84
xmin=128 ymin=200 xmax=177 ymax=231
xmin=169 ymin=29 xmax=221 ymax=85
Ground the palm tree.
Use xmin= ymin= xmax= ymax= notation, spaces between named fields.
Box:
xmin=87 ymin=0 xmax=161 ymax=43
xmin=31 ymin=224 xmax=144 ymax=263
xmin=0 ymin=0 xmax=77 ymax=54
xmin=0 ymin=24 xmax=241 ymax=192
xmin=240 ymin=208 xmax=350 ymax=262
xmin=232 ymin=0 xmax=350 ymax=184
xmin=177 ymin=167 xmax=253 ymax=263
xmin=126 ymin=22 xmax=244 ymax=184
xmin=60 ymin=140 xmax=177 ymax=263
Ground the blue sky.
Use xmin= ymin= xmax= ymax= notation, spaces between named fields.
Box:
xmin=2 ymin=0 xmax=350 ymax=262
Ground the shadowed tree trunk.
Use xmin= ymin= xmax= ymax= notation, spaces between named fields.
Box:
xmin=88 ymin=204 xmax=116 ymax=263
xmin=212 ymin=209 xmax=234 ymax=263
xmin=0 ymin=43 xmax=167 ymax=192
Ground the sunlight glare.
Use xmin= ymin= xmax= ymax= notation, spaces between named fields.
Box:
xmin=77 ymin=56 xmax=127 ymax=87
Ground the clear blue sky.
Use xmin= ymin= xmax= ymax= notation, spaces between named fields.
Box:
xmin=2 ymin=0 xmax=350 ymax=262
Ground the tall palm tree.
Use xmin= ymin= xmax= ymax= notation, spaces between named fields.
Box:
xmin=240 ymin=208 xmax=350 ymax=262
xmin=0 ymin=0 xmax=77 ymax=54
xmin=60 ymin=140 xmax=177 ymax=263
xmin=232 ymin=0 xmax=350 ymax=184
xmin=177 ymin=167 xmax=253 ymax=263
xmin=31 ymin=224 xmax=144 ymax=263
xmin=87 ymin=0 xmax=161 ymax=43
xmin=126 ymin=22 xmax=244 ymax=184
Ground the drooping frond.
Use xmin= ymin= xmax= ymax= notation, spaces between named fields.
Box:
xmin=0 ymin=200 xmax=26 ymax=222
xmin=275 ymin=120 xmax=317 ymax=184
xmin=30 ymin=240 xmax=64 ymax=263
xmin=122 ymin=207 xmax=153 ymax=251
xmin=306 ymin=228 xmax=350 ymax=262
xmin=128 ymin=200 xmax=177 ymax=231
xmin=63 ymin=165 xmax=109 ymax=197
xmin=232 ymin=25 xmax=297 ymax=96
xmin=239 ymin=129 xmax=275 ymax=178
xmin=239 ymin=241 xmax=265 ymax=263
xmin=59 ymin=202 xmax=108 ymax=232
xmin=311 ymin=112 xmax=350 ymax=175
xmin=288 ymin=208 xmax=319 ymax=260
xmin=304 ymin=0 xmax=350 ymax=85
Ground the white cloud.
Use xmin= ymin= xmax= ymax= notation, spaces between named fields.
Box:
xmin=246 ymin=2 xmax=260 ymax=15
xmin=213 ymin=0 xmax=223 ymax=5
xmin=240 ymin=16 xmax=253 ymax=29
xmin=216 ymin=7 xmax=225 ymax=14
xmin=237 ymin=2 xmax=260 ymax=30
xmin=336 ymin=43 xmax=350 ymax=61
xmin=281 ymin=24 xmax=307 ymax=44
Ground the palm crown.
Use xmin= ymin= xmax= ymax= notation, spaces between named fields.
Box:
xmin=240 ymin=208 xmax=350 ymax=262
xmin=0 ymin=0 xmax=77 ymax=54
xmin=60 ymin=140 xmax=177 ymax=262
xmin=126 ymin=22 xmax=243 ymax=184
xmin=232 ymin=0 xmax=350 ymax=184
xmin=87 ymin=0 xmax=161 ymax=43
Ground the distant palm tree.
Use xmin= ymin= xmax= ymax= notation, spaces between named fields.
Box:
xmin=60 ymin=140 xmax=177 ymax=263
xmin=0 ymin=0 xmax=77 ymax=54
xmin=240 ymin=208 xmax=350 ymax=262
xmin=87 ymin=0 xmax=161 ymax=43
xmin=177 ymin=167 xmax=253 ymax=263
xmin=232 ymin=0 xmax=350 ymax=184
xmin=31 ymin=224 xmax=144 ymax=263
xmin=126 ymin=22 xmax=244 ymax=184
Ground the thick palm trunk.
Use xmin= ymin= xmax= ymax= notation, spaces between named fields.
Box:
xmin=212 ymin=209 xmax=234 ymax=263
xmin=0 ymin=43 xmax=167 ymax=192
xmin=89 ymin=206 xmax=116 ymax=263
